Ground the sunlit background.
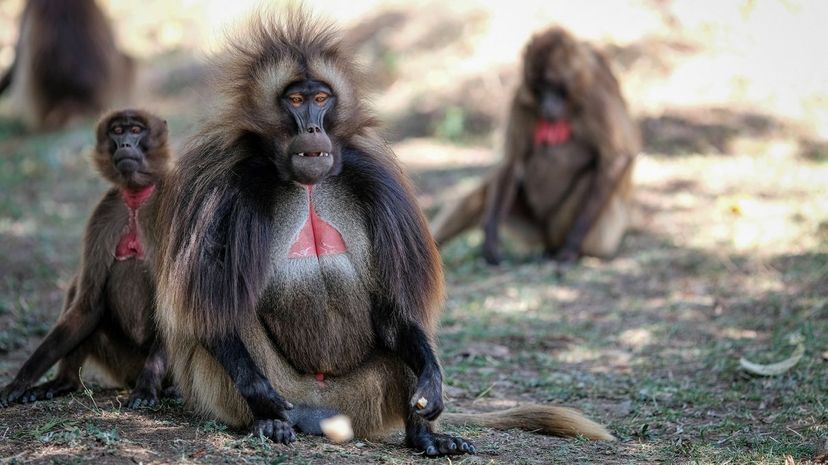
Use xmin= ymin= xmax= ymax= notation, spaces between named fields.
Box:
xmin=3 ymin=0 xmax=827 ymax=129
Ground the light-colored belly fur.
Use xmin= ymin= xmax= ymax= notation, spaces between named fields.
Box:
xmin=259 ymin=180 xmax=375 ymax=375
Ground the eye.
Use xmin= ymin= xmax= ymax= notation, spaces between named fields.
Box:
xmin=130 ymin=126 xmax=142 ymax=134
xmin=112 ymin=126 xmax=124 ymax=135
xmin=288 ymin=94 xmax=304 ymax=107
xmin=314 ymin=92 xmax=329 ymax=105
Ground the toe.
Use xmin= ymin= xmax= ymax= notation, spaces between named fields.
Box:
xmin=436 ymin=438 xmax=455 ymax=455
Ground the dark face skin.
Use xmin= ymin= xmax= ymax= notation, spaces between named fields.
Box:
xmin=526 ymin=56 xmax=569 ymax=121
xmin=537 ymin=85 xmax=567 ymax=121
xmin=280 ymin=79 xmax=337 ymax=185
xmin=108 ymin=116 xmax=150 ymax=179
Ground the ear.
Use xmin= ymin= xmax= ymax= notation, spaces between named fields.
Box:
xmin=96 ymin=116 xmax=111 ymax=144
xmin=574 ymin=44 xmax=598 ymax=91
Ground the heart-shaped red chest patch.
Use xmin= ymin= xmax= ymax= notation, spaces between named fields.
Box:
xmin=115 ymin=185 xmax=155 ymax=261
xmin=533 ymin=120 xmax=572 ymax=146
xmin=288 ymin=185 xmax=347 ymax=258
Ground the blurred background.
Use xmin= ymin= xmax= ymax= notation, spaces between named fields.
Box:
xmin=0 ymin=1 xmax=826 ymax=464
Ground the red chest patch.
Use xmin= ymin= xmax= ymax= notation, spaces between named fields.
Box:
xmin=288 ymin=185 xmax=347 ymax=258
xmin=533 ymin=120 xmax=572 ymax=147
xmin=115 ymin=185 xmax=155 ymax=261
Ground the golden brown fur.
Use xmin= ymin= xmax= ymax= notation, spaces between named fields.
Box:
xmin=0 ymin=110 xmax=171 ymax=408
xmin=156 ymin=14 xmax=613 ymax=451
xmin=0 ymin=0 xmax=134 ymax=131
xmin=431 ymin=26 xmax=639 ymax=263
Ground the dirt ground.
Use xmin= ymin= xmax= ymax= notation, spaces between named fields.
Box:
xmin=1 ymin=1 xmax=827 ymax=464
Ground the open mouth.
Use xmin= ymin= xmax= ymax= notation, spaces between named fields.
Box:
xmin=294 ymin=152 xmax=330 ymax=157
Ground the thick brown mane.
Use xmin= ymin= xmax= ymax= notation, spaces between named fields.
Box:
xmin=92 ymin=109 xmax=170 ymax=187
xmin=431 ymin=25 xmax=639 ymax=265
xmin=155 ymin=16 xmax=612 ymax=451
xmin=522 ymin=26 xmax=625 ymax=121
xmin=156 ymin=11 xmax=438 ymax=341
xmin=210 ymin=10 xmax=378 ymax=144
xmin=0 ymin=0 xmax=134 ymax=131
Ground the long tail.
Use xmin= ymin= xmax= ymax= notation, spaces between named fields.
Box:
xmin=441 ymin=404 xmax=615 ymax=441
xmin=429 ymin=174 xmax=492 ymax=246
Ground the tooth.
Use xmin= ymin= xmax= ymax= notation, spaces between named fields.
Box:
xmin=297 ymin=152 xmax=304 ymax=156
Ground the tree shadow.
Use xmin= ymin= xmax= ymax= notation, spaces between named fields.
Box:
xmin=638 ymin=108 xmax=782 ymax=155
xmin=408 ymin=164 xmax=491 ymax=195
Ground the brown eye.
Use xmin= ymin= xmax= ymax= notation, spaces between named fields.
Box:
xmin=112 ymin=126 xmax=124 ymax=135
xmin=131 ymin=126 xmax=142 ymax=134
xmin=288 ymin=94 xmax=303 ymax=107
xmin=314 ymin=93 xmax=328 ymax=105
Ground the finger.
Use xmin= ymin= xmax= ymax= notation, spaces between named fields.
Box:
xmin=256 ymin=420 xmax=273 ymax=439
xmin=277 ymin=425 xmax=296 ymax=444
xmin=272 ymin=394 xmax=294 ymax=411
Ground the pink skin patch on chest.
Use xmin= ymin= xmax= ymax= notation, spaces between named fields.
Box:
xmin=115 ymin=185 xmax=155 ymax=261
xmin=314 ymin=371 xmax=326 ymax=388
xmin=533 ymin=120 xmax=572 ymax=147
xmin=288 ymin=185 xmax=347 ymax=258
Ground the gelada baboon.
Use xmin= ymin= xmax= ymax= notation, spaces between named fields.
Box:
xmin=0 ymin=0 xmax=134 ymax=131
xmin=0 ymin=110 xmax=171 ymax=409
xmin=156 ymin=13 xmax=612 ymax=457
xmin=431 ymin=26 xmax=639 ymax=264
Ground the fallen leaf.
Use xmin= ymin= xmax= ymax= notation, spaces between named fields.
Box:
xmin=740 ymin=335 xmax=805 ymax=376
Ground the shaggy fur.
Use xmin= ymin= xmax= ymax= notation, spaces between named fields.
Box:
xmin=431 ymin=26 xmax=639 ymax=263
xmin=0 ymin=110 xmax=172 ymax=409
xmin=156 ymin=14 xmax=613 ymax=452
xmin=0 ymin=0 xmax=134 ymax=131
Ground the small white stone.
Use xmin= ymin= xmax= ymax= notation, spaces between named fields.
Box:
xmin=320 ymin=414 xmax=354 ymax=444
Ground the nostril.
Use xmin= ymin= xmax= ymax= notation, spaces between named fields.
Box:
xmin=307 ymin=127 xmax=315 ymax=133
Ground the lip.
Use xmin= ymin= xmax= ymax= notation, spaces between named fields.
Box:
xmin=114 ymin=155 xmax=141 ymax=164
xmin=293 ymin=152 xmax=331 ymax=157
xmin=115 ymin=157 xmax=140 ymax=172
